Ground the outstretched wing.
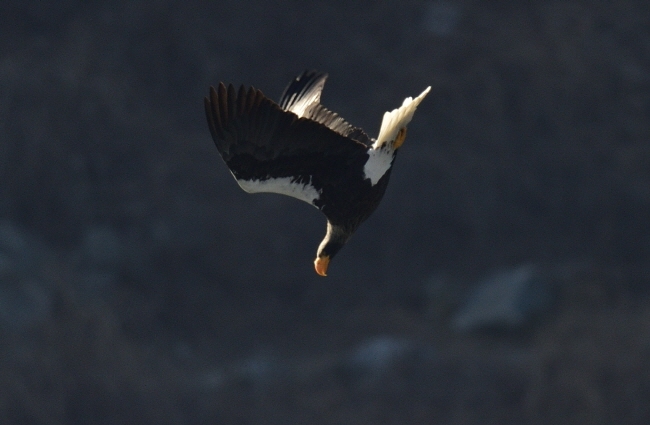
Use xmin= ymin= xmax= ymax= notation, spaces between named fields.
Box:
xmin=204 ymin=82 xmax=369 ymax=208
xmin=279 ymin=70 xmax=328 ymax=117
xmin=279 ymin=70 xmax=374 ymax=147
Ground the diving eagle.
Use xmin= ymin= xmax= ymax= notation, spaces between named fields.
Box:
xmin=204 ymin=70 xmax=430 ymax=276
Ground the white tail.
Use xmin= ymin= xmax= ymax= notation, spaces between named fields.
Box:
xmin=374 ymin=86 xmax=431 ymax=149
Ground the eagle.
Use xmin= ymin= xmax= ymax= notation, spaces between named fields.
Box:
xmin=204 ymin=70 xmax=430 ymax=276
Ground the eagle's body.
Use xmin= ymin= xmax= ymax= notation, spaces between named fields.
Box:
xmin=204 ymin=70 xmax=430 ymax=276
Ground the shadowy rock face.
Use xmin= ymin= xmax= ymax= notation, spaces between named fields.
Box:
xmin=81 ymin=226 xmax=124 ymax=270
xmin=0 ymin=221 xmax=53 ymax=331
xmin=346 ymin=336 xmax=415 ymax=377
xmin=1 ymin=1 xmax=650 ymax=424
xmin=451 ymin=264 xmax=554 ymax=332
xmin=423 ymin=1 xmax=462 ymax=37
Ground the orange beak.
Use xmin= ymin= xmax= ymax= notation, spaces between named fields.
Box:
xmin=314 ymin=256 xmax=330 ymax=276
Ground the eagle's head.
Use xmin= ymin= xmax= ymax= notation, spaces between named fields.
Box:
xmin=314 ymin=222 xmax=353 ymax=276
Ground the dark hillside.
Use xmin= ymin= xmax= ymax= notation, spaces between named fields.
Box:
xmin=1 ymin=1 xmax=649 ymax=423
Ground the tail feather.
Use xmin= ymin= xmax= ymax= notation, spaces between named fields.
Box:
xmin=374 ymin=86 xmax=431 ymax=149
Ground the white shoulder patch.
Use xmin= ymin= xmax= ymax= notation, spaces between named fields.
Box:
xmin=374 ymin=86 xmax=431 ymax=149
xmin=363 ymin=148 xmax=394 ymax=186
xmin=236 ymin=176 xmax=321 ymax=206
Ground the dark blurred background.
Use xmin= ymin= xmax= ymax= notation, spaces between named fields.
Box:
xmin=1 ymin=0 xmax=649 ymax=423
